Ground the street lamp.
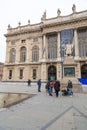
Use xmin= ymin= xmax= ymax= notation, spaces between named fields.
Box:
xmin=60 ymin=44 xmax=66 ymax=79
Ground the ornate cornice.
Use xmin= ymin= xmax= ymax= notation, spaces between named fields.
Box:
xmin=5 ymin=9 xmax=87 ymax=37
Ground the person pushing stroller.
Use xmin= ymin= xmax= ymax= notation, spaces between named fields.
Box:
xmin=67 ymin=80 xmax=73 ymax=96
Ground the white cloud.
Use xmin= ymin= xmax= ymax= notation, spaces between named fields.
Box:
xmin=0 ymin=0 xmax=87 ymax=62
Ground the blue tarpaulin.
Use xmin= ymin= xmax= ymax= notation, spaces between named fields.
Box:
xmin=78 ymin=78 xmax=87 ymax=85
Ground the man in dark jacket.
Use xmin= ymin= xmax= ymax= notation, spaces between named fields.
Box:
xmin=37 ymin=79 xmax=41 ymax=92
xmin=54 ymin=80 xmax=60 ymax=97
xmin=67 ymin=80 xmax=73 ymax=96
xmin=27 ymin=79 xmax=31 ymax=86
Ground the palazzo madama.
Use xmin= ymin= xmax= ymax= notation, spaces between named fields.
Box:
xmin=2 ymin=5 xmax=87 ymax=83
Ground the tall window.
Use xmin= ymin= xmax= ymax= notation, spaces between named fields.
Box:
xmin=60 ymin=29 xmax=74 ymax=56
xmin=32 ymin=46 xmax=39 ymax=62
xmin=9 ymin=70 xmax=12 ymax=79
xmin=19 ymin=69 xmax=23 ymax=79
xmin=20 ymin=47 xmax=26 ymax=62
xmin=9 ymin=48 xmax=16 ymax=63
xmin=78 ymin=29 xmax=87 ymax=57
xmin=48 ymin=34 xmax=57 ymax=59
xmin=32 ymin=69 xmax=36 ymax=79
xmin=61 ymin=29 xmax=73 ymax=44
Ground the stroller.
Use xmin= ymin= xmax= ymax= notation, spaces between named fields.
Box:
xmin=62 ymin=89 xmax=68 ymax=96
xmin=62 ymin=88 xmax=73 ymax=96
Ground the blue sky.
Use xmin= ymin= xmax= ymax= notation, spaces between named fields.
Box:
xmin=0 ymin=0 xmax=87 ymax=62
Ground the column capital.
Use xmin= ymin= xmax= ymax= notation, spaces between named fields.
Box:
xmin=73 ymin=27 xmax=78 ymax=30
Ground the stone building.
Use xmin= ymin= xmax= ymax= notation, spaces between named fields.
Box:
xmin=2 ymin=5 xmax=87 ymax=84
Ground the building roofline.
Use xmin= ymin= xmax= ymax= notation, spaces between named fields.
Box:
xmin=5 ymin=9 xmax=87 ymax=37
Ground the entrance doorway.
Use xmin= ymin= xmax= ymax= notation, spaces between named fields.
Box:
xmin=48 ymin=65 xmax=56 ymax=81
xmin=81 ymin=64 xmax=87 ymax=78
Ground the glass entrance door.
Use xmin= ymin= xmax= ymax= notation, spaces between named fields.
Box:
xmin=48 ymin=65 xmax=56 ymax=81
xmin=81 ymin=64 xmax=87 ymax=78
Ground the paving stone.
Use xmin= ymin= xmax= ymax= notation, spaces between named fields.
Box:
xmin=0 ymin=82 xmax=87 ymax=130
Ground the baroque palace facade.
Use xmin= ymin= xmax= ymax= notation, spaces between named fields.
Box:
xmin=2 ymin=5 xmax=87 ymax=83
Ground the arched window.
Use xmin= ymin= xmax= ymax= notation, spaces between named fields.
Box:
xmin=32 ymin=46 xmax=39 ymax=62
xmin=9 ymin=48 xmax=16 ymax=63
xmin=20 ymin=46 xmax=26 ymax=62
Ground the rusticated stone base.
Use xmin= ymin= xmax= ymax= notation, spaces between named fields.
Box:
xmin=60 ymin=78 xmax=83 ymax=93
xmin=60 ymin=83 xmax=83 ymax=93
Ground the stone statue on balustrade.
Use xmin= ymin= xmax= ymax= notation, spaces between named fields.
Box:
xmin=41 ymin=10 xmax=46 ymax=21
xmin=72 ymin=4 xmax=76 ymax=13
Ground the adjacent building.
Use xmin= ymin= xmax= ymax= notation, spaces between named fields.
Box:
xmin=2 ymin=5 xmax=87 ymax=83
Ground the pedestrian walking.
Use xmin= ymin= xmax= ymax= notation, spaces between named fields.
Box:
xmin=54 ymin=80 xmax=60 ymax=97
xmin=37 ymin=79 xmax=41 ymax=92
xmin=45 ymin=81 xmax=50 ymax=94
xmin=27 ymin=79 xmax=31 ymax=86
xmin=48 ymin=80 xmax=54 ymax=96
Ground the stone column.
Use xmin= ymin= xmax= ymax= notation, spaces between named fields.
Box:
xmin=57 ymin=31 xmax=61 ymax=61
xmin=41 ymin=63 xmax=47 ymax=82
xmin=74 ymin=29 xmax=79 ymax=60
xmin=42 ymin=34 xmax=46 ymax=60
xmin=57 ymin=63 xmax=61 ymax=80
xmin=15 ymin=39 xmax=20 ymax=63
xmin=2 ymin=67 xmax=7 ymax=81
xmin=77 ymin=62 xmax=81 ymax=78
xmin=26 ymin=38 xmax=30 ymax=63
xmin=39 ymin=36 xmax=42 ymax=61
xmin=5 ymin=41 xmax=9 ymax=63
xmin=45 ymin=36 xmax=48 ymax=59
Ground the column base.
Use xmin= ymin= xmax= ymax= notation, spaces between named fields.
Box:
xmin=57 ymin=57 xmax=61 ymax=62
xmin=74 ymin=56 xmax=80 ymax=60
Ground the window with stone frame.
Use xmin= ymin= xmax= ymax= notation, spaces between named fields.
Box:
xmin=20 ymin=46 xmax=26 ymax=62
xmin=19 ymin=69 xmax=23 ymax=79
xmin=9 ymin=48 xmax=16 ymax=63
xmin=32 ymin=69 xmax=36 ymax=79
xmin=32 ymin=46 xmax=39 ymax=62
xmin=9 ymin=70 xmax=12 ymax=79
